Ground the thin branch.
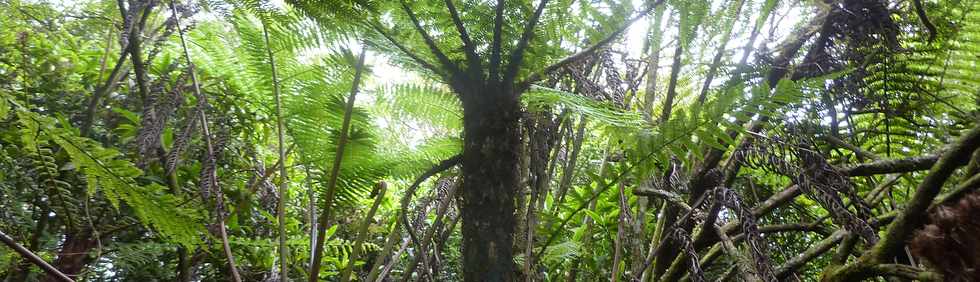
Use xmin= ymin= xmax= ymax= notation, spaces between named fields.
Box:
xmin=658 ymin=42 xmax=683 ymax=123
xmin=632 ymin=187 xmax=693 ymax=212
xmin=401 ymin=182 xmax=459 ymax=281
xmin=823 ymin=134 xmax=881 ymax=161
xmin=870 ymin=264 xmax=941 ymax=281
xmin=0 ymin=230 xmax=74 ymax=282
xmin=309 ymin=47 xmax=368 ymax=282
xmin=696 ymin=0 xmax=746 ymax=105
xmin=127 ymin=1 xmax=154 ymax=103
xmin=774 ymin=230 xmax=848 ymax=279
xmin=517 ymin=0 xmax=665 ymax=91
xmin=365 ymin=219 xmax=401 ymax=282
xmin=933 ymin=172 xmax=980 ymax=207
xmin=175 ymin=2 xmax=241 ymax=279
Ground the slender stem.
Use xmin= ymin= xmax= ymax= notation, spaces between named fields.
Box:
xmin=658 ymin=42 xmax=682 ymax=123
xmin=340 ymin=182 xmax=388 ymax=282
xmin=309 ymin=48 xmax=368 ymax=282
xmin=696 ymin=0 xmax=745 ymax=105
xmin=365 ymin=218 xmax=401 ymax=282
xmin=261 ymin=18 xmax=291 ymax=282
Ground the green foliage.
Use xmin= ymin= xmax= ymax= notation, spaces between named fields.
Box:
xmin=2 ymin=0 xmax=979 ymax=280
xmin=1 ymin=95 xmax=203 ymax=246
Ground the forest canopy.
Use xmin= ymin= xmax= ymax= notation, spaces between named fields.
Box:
xmin=0 ymin=0 xmax=978 ymax=281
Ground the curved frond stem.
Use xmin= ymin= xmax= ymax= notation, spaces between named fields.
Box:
xmin=488 ymin=0 xmax=505 ymax=81
xmin=309 ymin=48 xmax=368 ymax=282
xmin=444 ymin=0 xmax=481 ymax=74
xmin=398 ymin=0 xmax=462 ymax=76
xmin=502 ymin=0 xmax=551 ymax=86
xmin=399 ymin=154 xmax=463 ymax=256
xmin=517 ymin=0 xmax=664 ymax=92
xmin=912 ymin=0 xmax=938 ymax=42
xmin=340 ymin=182 xmax=388 ymax=282
xmin=369 ymin=22 xmax=447 ymax=79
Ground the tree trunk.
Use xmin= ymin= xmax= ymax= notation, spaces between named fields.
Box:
xmin=459 ymin=87 xmax=521 ymax=281
xmin=42 ymin=230 xmax=97 ymax=282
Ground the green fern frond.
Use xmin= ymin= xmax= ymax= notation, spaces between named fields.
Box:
xmin=3 ymin=96 xmax=203 ymax=247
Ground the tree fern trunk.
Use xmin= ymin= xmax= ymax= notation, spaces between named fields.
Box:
xmin=459 ymin=87 xmax=521 ymax=282
xmin=42 ymin=230 xmax=96 ymax=282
